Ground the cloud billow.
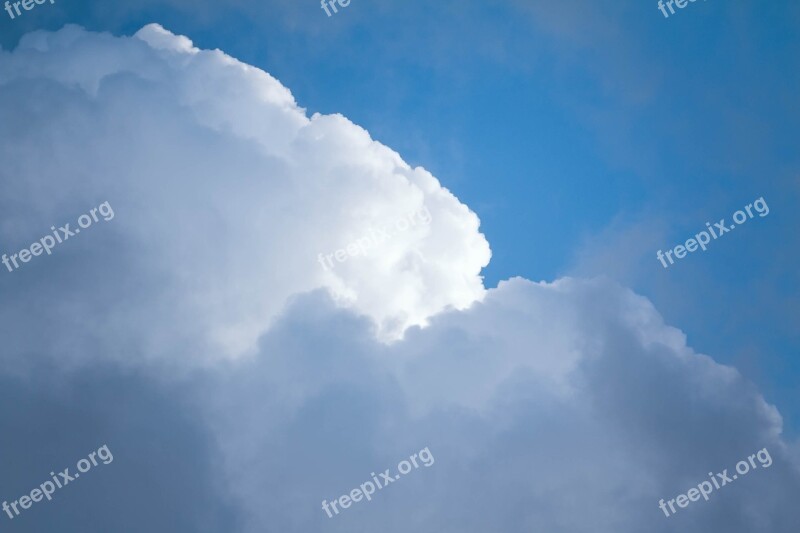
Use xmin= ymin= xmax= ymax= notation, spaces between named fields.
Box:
xmin=0 ymin=24 xmax=797 ymax=533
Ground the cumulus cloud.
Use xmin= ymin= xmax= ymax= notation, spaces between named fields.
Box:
xmin=0 ymin=24 xmax=797 ymax=533
xmin=0 ymin=23 xmax=490 ymax=363
xmin=204 ymin=280 xmax=800 ymax=532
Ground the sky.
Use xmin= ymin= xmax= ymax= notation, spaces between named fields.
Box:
xmin=0 ymin=1 xmax=798 ymax=532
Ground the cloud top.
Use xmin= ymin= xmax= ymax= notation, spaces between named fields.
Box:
xmin=0 ymin=23 xmax=490 ymax=362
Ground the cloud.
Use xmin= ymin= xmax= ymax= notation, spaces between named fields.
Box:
xmin=204 ymin=279 xmax=800 ymax=532
xmin=0 ymin=23 xmax=490 ymax=362
xmin=0 ymin=357 xmax=241 ymax=531
xmin=0 ymin=24 xmax=797 ymax=533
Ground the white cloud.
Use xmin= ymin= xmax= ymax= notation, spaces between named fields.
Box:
xmin=0 ymin=23 xmax=490 ymax=362
xmin=0 ymin=24 xmax=797 ymax=533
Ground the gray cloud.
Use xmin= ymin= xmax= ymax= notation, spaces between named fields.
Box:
xmin=200 ymin=280 xmax=800 ymax=532
xmin=0 ymin=358 xmax=241 ymax=532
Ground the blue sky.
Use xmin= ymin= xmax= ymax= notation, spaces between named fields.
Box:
xmin=0 ymin=1 xmax=798 ymax=531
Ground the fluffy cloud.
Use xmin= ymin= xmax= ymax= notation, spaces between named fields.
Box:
xmin=0 ymin=24 xmax=797 ymax=533
xmin=205 ymin=280 xmax=800 ymax=532
xmin=0 ymin=23 xmax=489 ymax=363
